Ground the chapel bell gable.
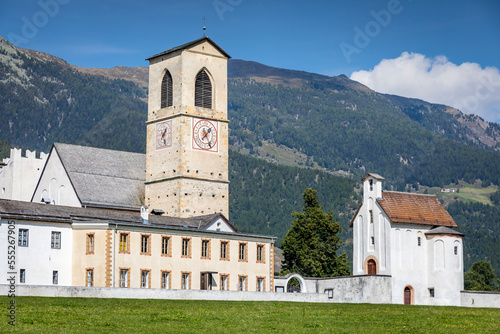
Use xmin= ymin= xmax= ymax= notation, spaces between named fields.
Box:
xmin=361 ymin=173 xmax=384 ymax=200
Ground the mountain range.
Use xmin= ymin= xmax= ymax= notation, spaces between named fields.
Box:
xmin=0 ymin=36 xmax=499 ymax=274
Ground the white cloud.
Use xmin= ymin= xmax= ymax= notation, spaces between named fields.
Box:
xmin=350 ymin=52 xmax=500 ymax=123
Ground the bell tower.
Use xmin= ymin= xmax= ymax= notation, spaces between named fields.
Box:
xmin=145 ymin=37 xmax=230 ymax=218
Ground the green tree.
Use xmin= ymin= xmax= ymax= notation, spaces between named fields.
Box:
xmin=280 ymin=188 xmax=350 ymax=277
xmin=464 ymin=261 xmax=496 ymax=291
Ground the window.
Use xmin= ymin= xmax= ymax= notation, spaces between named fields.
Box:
xmin=87 ymin=234 xmax=95 ymax=254
xmin=418 ymin=237 xmax=421 ymax=246
xmin=161 ymin=271 xmax=170 ymax=289
xmin=257 ymin=277 xmax=265 ymax=292
xmin=238 ymin=242 xmax=247 ymax=262
xmin=429 ymin=288 xmax=435 ymax=297
xmin=201 ymin=239 xmax=210 ymax=259
xmin=51 ymin=231 xmax=61 ymax=249
xmin=53 ymin=271 xmax=58 ymax=285
xmin=194 ymin=69 xmax=212 ymax=108
xmin=220 ymin=275 xmax=228 ymax=291
xmin=325 ymin=289 xmax=334 ymax=299
xmin=120 ymin=269 xmax=129 ymax=288
xmin=161 ymin=236 xmax=170 ymax=256
xmin=86 ymin=269 xmax=94 ymax=287
xmin=454 ymin=246 xmax=458 ymax=255
xmin=220 ymin=241 xmax=228 ymax=260
xmin=20 ymin=269 xmax=26 ymax=283
xmin=181 ymin=272 xmax=190 ymax=290
xmin=182 ymin=238 xmax=191 ymax=257
xmin=161 ymin=70 xmax=173 ymax=108
xmin=141 ymin=270 xmax=150 ymax=288
xmin=18 ymin=229 xmax=28 ymax=247
xmin=371 ymin=237 xmax=375 ymax=245
xmin=369 ymin=179 xmax=373 ymax=191
xmin=257 ymin=245 xmax=265 ymax=263
xmin=238 ymin=276 xmax=247 ymax=291
xmin=275 ymin=286 xmax=285 ymax=293
xmin=141 ymin=235 xmax=150 ymax=255
xmin=369 ymin=210 xmax=373 ymax=224
xmin=119 ymin=233 xmax=129 ymax=253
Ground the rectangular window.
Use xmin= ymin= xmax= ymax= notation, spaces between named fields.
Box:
xmin=86 ymin=269 xmax=94 ymax=287
xmin=220 ymin=275 xmax=228 ymax=291
xmin=120 ymin=269 xmax=129 ymax=288
xmin=417 ymin=237 xmax=421 ymax=247
xmin=53 ymin=271 xmax=58 ymax=285
xmin=182 ymin=272 xmax=190 ymax=290
xmin=119 ymin=233 xmax=129 ymax=253
xmin=201 ymin=239 xmax=210 ymax=259
xmin=257 ymin=245 xmax=264 ymax=263
xmin=161 ymin=271 xmax=170 ymax=289
xmin=257 ymin=277 xmax=265 ymax=292
xmin=429 ymin=288 xmax=435 ymax=297
xmin=87 ymin=234 xmax=95 ymax=254
xmin=51 ymin=231 xmax=61 ymax=249
xmin=238 ymin=276 xmax=247 ymax=291
xmin=18 ymin=229 xmax=29 ymax=247
xmin=141 ymin=235 xmax=150 ymax=255
xmin=454 ymin=246 xmax=458 ymax=255
xmin=182 ymin=238 xmax=191 ymax=257
xmin=369 ymin=210 xmax=373 ymax=224
xmin=161 ymin=236 xmax=170 ymax=256
xmin=325 ymin=289 xmax=334 ymax=299
xmin=220 ymin=241 xmax=228 ymax=260
xmin=20 ymin=269 xmax=26 ymax=283
xmin=371 ymin=237 xmax=375 ymax=245
xmin=141 ymin=270 xmax=150 ymax=288
xmin=239 ymin=242 xmax=247 ymax=262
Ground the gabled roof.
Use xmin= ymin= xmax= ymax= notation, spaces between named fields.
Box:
xmin=361 ymin=173 xmax=384 ymax=181
xmin=146 ymin=36 xmax=231 ymax=61
xmin=51 ymin=143 xmax=145 ymax=210
xmin=377 ymin=191 xmax=457 ymax=227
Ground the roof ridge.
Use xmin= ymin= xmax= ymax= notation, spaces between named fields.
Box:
xmin=383 ymin=190 xmax=436 ymax=197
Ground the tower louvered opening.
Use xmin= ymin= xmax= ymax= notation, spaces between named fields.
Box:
xmin=195 ymin=69 xmax=212 ymax=109
xmin=161 ymin=70 xmax=173 ymax=108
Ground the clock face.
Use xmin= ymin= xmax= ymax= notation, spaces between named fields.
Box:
xmin=192 ymin=118 xmax=218 ymax=152
xmin=156 ymin=120 xmax=172 ymax=150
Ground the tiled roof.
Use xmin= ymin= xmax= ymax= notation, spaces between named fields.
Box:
xmin=376 ymin=191 xmax=457 ymax=227
xmin=425 ymin=226 xmax=464 ymax=236
xmin=361 ymin=173 xmax=384 ymax=181
xmin=53 ymin=143 xmax=146 ymax=210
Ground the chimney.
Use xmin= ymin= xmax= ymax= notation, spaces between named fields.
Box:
xmin=141 ymin=205 xmax=149 ymax=224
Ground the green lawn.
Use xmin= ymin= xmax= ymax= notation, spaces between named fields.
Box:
xmin=1 ymin=296 xmax=499 ymax=333
xmin=419 ymin=182 xmax=498 ymax=206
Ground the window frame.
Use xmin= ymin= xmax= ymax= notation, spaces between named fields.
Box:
xmin=161 ymin=270 xmax=171 ymax=289
xmin=160 ymin=70 xmax=173 ymax=108
xmin=141 ymin=269 xmax=151 ymax=289
xmin=20 ymin=269 xmax=26 ymax=283
xmin=181 ymin=238 xmax=192 ymax=258
xmin=238 ymin=242 xmax=248 ymax=262
xmin=119 ymin=232 xmax=130 ymax=254
xmin=256 ymin=277 xmax=265 ymax=292
xmin=86 ymin=268 xmax=94 ymax=287
xmin=140 ymin=234 xmax=151 ymax=255
xmin=161 ymin=235 xmax=171 ymax=257
xmin=86 ymin=233 xmax=95 ymax=254
xmin=52 ymin=271 xmax=58 ymax=285
xmin=18 ymin=229 xmax=29 ymax=247
xmin=201 ymin=239 xmax=211 ymax=259
xmin=51 ymin=231 xmax=61 ymax=249
xmin=256 ymin=244 xmax=265 ymax=263
xmin=220 ymin=274 xmax=229 ymax=291
xmin=181 ymin=272 xmax=191 ymax=290
xmin=220 ymin=241 xmax=229 ymax=261
xmin=194 ymin=69 xmax=212 ymax=109
xmin=119 ymin=268 xmax=130 ymax=288
xmin=238 ymin=275 xmax=247 ymax=291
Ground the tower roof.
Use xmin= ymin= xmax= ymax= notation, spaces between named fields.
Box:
xmin=146 ymin=36 xmax=231 ymax=61
xmin=361 ymin=173 xmax=384 ymax=181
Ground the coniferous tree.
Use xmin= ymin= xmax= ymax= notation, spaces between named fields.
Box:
xmin=281 ymin=188 xmax=350 ymax=277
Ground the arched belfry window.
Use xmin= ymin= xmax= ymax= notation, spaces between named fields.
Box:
xmin=161 ymin=70 xmax=173 ymax=108
xmin=195 ymin=69 xmax=212 ymax=109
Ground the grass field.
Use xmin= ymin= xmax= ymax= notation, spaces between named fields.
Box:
xmin=419 ymin=182 xmax=498 ymax=206
xmin=1 ymin=296 xmax=499 ymax=333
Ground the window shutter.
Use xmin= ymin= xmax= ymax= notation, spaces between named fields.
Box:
xmin=195 ymin=70 xmax=212 ymax=108
xmin=161 ymin=71 xmax=173 ymax=108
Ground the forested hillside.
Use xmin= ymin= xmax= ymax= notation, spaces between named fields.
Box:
xmin=1 ymin=36 xmax=499 ymax=273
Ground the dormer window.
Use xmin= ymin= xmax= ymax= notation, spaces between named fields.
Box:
xmin=161 ymin=70 xmax=173 ymax=108
xmin=195 ymin=69 xmax=212 ymax=108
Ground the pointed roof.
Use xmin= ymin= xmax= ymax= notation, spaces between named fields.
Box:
xmin=377 ymin=191 xmax=457 ymax=227
xmin=34 ymin=143 xmax=146 ymax=210
xmin=146 ymin=36 xmax=231 ymax=61
xmin=361 ymin=173 xmax=384 ymax=181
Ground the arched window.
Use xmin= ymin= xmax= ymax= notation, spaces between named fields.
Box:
xmin=367 ymin=259 xmax=377 ymax=275
xmin=161 ymin=70 xmax=173 ymax=108
xmin=195 ymin=69 xmax=212 ymax=108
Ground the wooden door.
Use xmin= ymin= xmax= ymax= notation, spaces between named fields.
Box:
xmin=404 ymin=287 xmax=411 ymax=305
xmin=367 ymin=259 xmax=376 ymax=275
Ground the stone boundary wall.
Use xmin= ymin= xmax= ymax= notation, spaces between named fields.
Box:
xmin=0 ymin=284 xmax=327 ymax=303
xmin=274 ymin=275 xmax=392 ymax=304
xmin=460 ymin=290 xmax=500 ymax=308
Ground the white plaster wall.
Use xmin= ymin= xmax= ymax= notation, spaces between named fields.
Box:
xmin=0 ymin=148 xmax=47 ymax=201
xmin=461 ymin=291 xmax=500 ymax=308
xmin=32 ymin=148 xmax=81 ymax=207
xmin=0 ymin=220 xmax=73 ymax=286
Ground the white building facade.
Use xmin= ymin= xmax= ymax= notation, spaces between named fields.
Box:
xmin=351 ymin=173 xmax=464 ymax=306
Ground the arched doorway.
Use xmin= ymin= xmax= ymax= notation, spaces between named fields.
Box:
xmin=404 ymin=286 xmax=413 ymax=305
xmin=367 ymin=259 xmax=376 ymax=275
xmin=284 ymin=274 xmax=307 ymax=293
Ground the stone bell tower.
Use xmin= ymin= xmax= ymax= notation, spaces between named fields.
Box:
xmin=144 ymin=37 xmax=230 ymax=218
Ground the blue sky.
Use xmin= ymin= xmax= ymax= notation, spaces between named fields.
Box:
xmin=1 ymin=0 xmax=500 ymax=122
